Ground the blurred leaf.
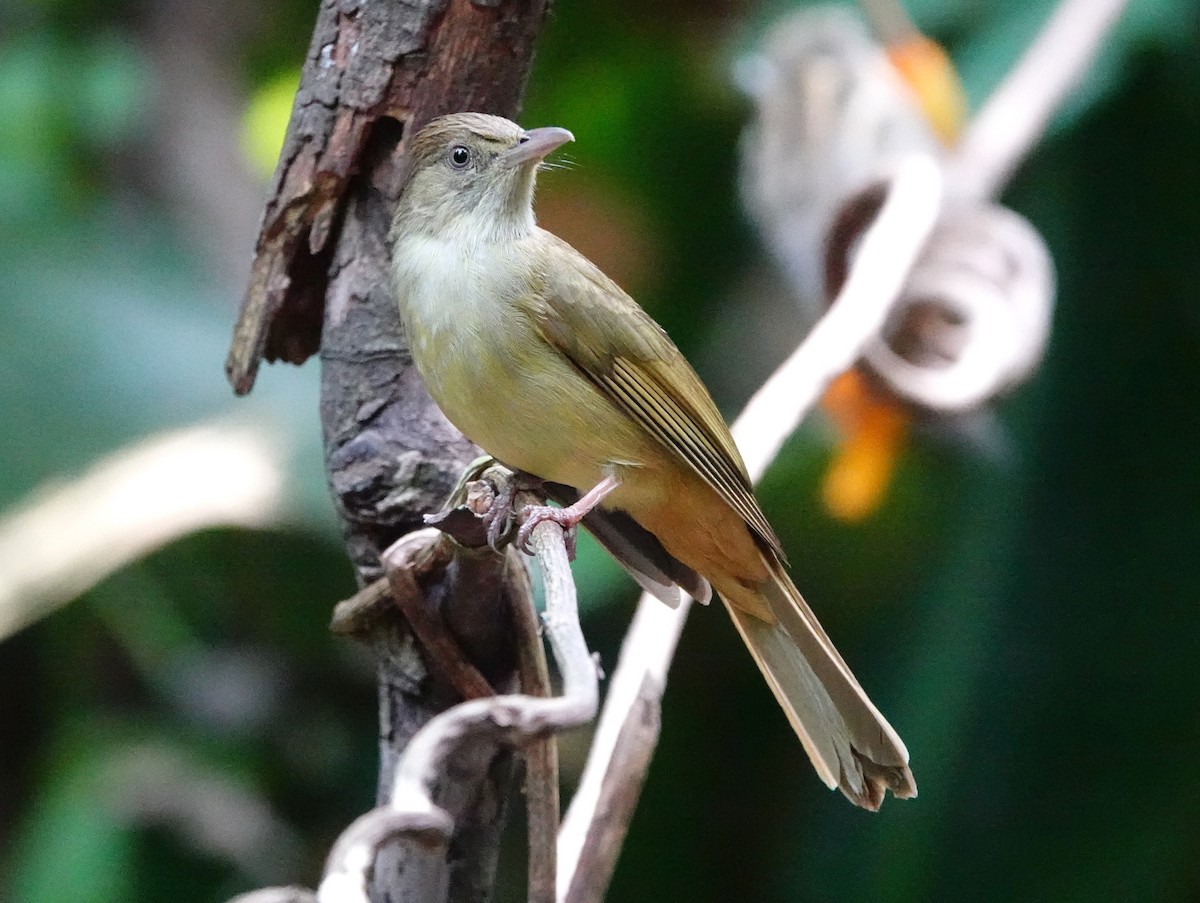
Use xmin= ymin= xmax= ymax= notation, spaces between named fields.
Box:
xmin=10 ymin=738 xmax=139 ymax=903
xmin=0 ymin=30 xmax=148 ymax=224
xmin=241 ymin=68 xmax=300 ymax=180
xmin=8 ymin=731 xmax=307 ymax=903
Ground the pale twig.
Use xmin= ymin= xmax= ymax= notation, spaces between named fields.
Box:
xmin=317 ymin=515 xmax=598 ymax=903
xmin=556 ymin=154 xmax=944 ymax=901
xmin=510 ymin=552 xmax=561 ymax=903
xmin=228 ymin=889 xmax=317 ymax=903
xmin=104 ymin=742 xmax=303 ymax=884
xmin=0 ymin=421 xmax=286 ymax=642
xmin=733 ymin=155 xmax=943 ymax=477
xmin=945 ymin=0 xmax=1133 ymax=201
xmin=560 ymin=673 xmax=660 ymax=903
xmin=855 ymin=0 xmax=916 ymax=44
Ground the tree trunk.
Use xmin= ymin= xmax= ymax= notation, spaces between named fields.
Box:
xmin=225 ymin=1 xmax=551 ymax=899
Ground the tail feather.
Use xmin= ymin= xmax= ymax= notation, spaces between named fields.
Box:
xmin=719 ymin=559 xmax=916 ymax=810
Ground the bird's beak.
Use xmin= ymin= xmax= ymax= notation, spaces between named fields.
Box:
xmin=499 ymin=126 xmax=575 ymax=168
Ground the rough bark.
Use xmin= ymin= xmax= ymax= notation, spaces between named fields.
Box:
xmin=225 ymin=1 xmax=551 ymax=900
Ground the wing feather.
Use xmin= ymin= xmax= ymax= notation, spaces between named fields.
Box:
xmin=529 ymin=233 xmax=782 ymax=557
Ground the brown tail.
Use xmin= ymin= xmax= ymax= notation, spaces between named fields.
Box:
xmin=718 ymin=557 xmax=916 ymax=810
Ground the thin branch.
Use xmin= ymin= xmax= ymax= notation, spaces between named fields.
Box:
xmin=228 ymin=889 xmax=318 ymax=903
xmin=105 ymin=742 xmax=303 ymax=884
xmin=560 ymin=674 xmax=660 ymax=903
xmin=557 ymin=154 xmax=944 ymax=901
xmin=945 ymin=0 xmax=1133 ymax=201
xmin=328 ymin=579 xmax=392 ymax=636
xmin=330 ymin=540 xmax=498 ymax=702
xmin=383 ymin=534 xmax=497 ymax=701
xmin=319 ymin=513 xmax=598 ymax=903
xmin=732 ymin=155 xmax=944 ymax=478
xmin=855 ymin=0 xmax=916 ymax=45
xmin=510 ymin=553 xmax=561 ymax=903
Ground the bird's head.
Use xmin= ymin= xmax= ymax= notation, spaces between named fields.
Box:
xmin=394 ymin=112 xmax=574 ymax=242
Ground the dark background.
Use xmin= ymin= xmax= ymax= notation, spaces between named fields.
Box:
xmin=2 ymin=0 xmax=1199 ymax=900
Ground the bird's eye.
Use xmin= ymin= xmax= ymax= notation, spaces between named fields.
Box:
xmin=449 ymin=145 xmax=471 ymax=169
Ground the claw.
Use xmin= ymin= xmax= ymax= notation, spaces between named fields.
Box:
xmin=485 ymin=493 xmax=515 ymax=552
xmin=480 ymin=470 xmax=546 ymax=552
xmin=514 ymin=475 xmax=619 ymax=560
xmin=517 ymin=505 xmax=581 ymax=558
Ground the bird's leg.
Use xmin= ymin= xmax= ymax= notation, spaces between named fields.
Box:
xmin=517 ymin=475 xmax=620 ymax=560
xmin=482 ymin=470 xmax=546 ymax=551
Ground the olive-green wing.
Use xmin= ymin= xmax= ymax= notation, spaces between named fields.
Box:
xmin=528 ymin=233 xmax=782 ymax=557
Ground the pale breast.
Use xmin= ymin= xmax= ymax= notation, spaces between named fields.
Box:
xmin=392 ymin=232 xmax=655 ymax=490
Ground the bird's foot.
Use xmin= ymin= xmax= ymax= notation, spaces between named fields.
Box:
xmin=516 ymin=475 xmax=619 ymax=559
xmin=482 ymin=470 xmax=545 ymax=552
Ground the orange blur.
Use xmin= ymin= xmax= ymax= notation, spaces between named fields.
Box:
xmin=819 ymin=371 xmax=910 ymax=522
xmin=819 ymin=28 xmax=964 ymax=521
xmin=887 ymin=34 xmax=967 ymax=147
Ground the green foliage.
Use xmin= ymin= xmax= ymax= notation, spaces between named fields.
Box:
xmin=0 ymin=30 xmax=146 ymax=224
xmin=242 ymin=69 xmax=301 ymax=179
xmin=11 ymin=740 xmax=139 ymax=903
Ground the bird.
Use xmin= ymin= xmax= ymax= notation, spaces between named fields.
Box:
xmin=388 ymin=111 xmax=915 ymax=809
